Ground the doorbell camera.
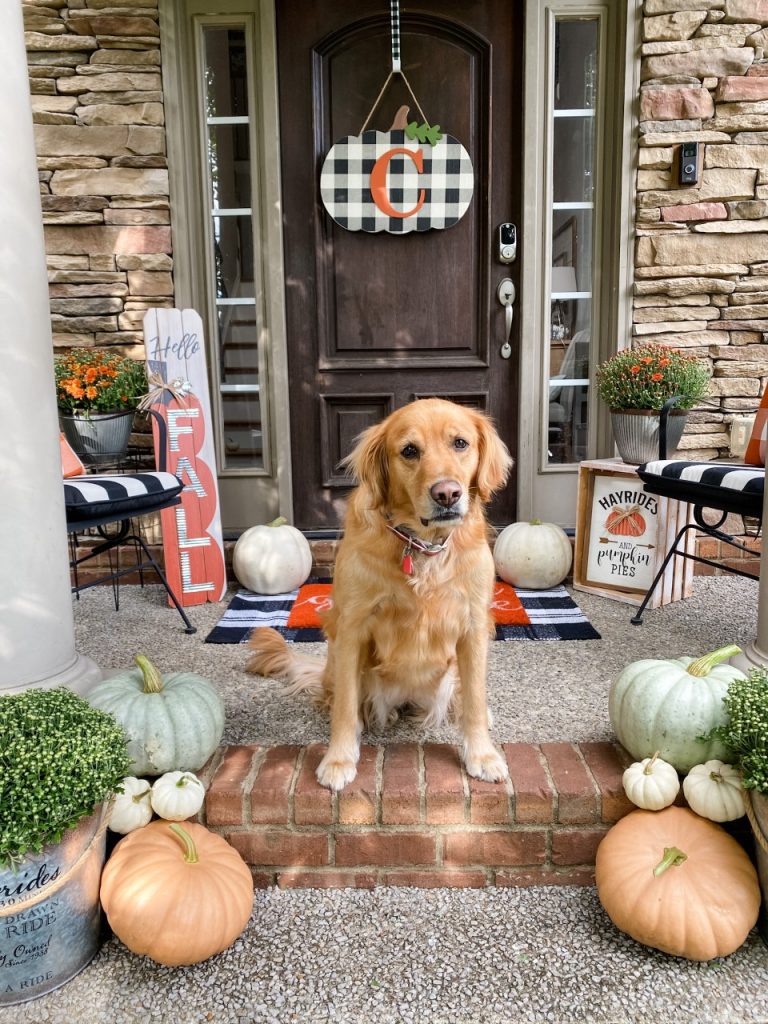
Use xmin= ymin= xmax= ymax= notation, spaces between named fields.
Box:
xmin=498 ymin=222 xmax=517 ymax=264
xmin=678 ymin=142 xmax=699 ymax=186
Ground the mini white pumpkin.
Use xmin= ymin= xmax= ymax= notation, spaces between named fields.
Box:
xmin=493 ymin=519 xmax=572 ymax=589
xmin=150 ymin=770 xmax=206 ymax=821
xmin=233 ymin=516 xmax=312 ymax=594
xmin=109 ymin=776 xmax=153 ymax=834
xmin=683 ymin=760 xmax=746 ymax=822
xmin=622 ymin=752 xmax=680 ymax=810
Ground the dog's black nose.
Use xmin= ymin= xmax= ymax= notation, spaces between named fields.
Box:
xmin=430 ymin=479 xmax=462 ymax=508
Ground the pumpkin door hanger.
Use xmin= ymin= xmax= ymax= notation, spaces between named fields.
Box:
xmin=321 ymin=129 xmax=474 ymax=234
xmin=320 ymin=1 xmax=474 ymax=234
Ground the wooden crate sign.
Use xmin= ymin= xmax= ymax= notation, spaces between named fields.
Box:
xmin=143 ymin=308 xmax=227 ymax=606
xmin=573 ymin=459 xmax=695 ymax=609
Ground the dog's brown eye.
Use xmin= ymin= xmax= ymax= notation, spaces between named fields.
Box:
xmin=401 ymin=444 xmax=419 ymax=460
xmin=454 ymin=437 xmax=469 ymax=450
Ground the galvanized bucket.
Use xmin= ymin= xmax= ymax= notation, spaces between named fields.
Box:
xmin=60 ymin=411 xmax=134 ymax=467
xmin=748 ymin=790 xmax=768 ymax=946
xmin=0 ymin=804 xmax=108 ymax=1005
xmin=610 ymin=409 xmax=687 ymax=465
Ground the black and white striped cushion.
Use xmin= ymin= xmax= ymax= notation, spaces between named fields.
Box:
xmin=637 ymin=460 xmax=764 ymax=518
xmin=64 ymin=472 xmax=183 ymax=520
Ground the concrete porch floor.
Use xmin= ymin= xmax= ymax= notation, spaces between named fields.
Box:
xmin=4 ymin=575 xmax=768 ymax=1024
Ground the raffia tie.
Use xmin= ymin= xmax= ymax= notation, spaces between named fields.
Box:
xmin=138 ymin=372 xmax=193 ymax=411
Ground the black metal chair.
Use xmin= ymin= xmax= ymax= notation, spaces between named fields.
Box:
xmin=64 ymin=408 xmax=196 ymax=634
xmin=630 ymin=397 xmax=764 ymax=625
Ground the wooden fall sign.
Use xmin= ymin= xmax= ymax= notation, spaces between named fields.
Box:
xmin=142 ymin=308 xmax=227 ymax=606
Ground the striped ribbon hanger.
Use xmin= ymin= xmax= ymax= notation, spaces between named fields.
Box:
xmin=390 ymin=0 xmax=401 ymax=72
xmin=359 ymin=0 xmax=430 ymax=134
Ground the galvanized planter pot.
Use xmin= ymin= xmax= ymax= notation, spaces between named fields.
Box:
xmin=610 ymin=408 xmax=687 ymax=465
xmin=59 ymin=410 xmax=134 ymax=467
xmin=0 ymin=805 xmax=108 ymax=1005
xmin=749 ymin=790 xmax=768 ymax=946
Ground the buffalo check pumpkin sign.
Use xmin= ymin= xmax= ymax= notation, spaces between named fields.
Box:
xmin=320 ymin=128 xmax=474 ymax=233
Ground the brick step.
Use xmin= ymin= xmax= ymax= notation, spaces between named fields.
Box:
xmin=197 ymin=741 xmax=636 ymax=889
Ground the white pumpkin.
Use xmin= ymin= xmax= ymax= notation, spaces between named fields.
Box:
xmin=150 ymin=771 xmax=206 ymax=821
xmin=109 ymin=776 xmax=153 ymax=834
xmin=233 ymin=516 xmax=312 ymax=594
xmin=622 ymin=753 xmax=680 ymax=810
xmin=683 ymin=760 xmax=746 ymax=822
xmin=493 ymin=519 xmax=573 ymax=589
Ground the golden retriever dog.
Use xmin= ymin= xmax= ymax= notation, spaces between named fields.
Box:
xmin=246 ymin=397 xmax=513 ymax=790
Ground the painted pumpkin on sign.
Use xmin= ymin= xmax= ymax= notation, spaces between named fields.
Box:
xmin=320 ymin=129 xmax=474 ymax=234
xmin=604 ymin=504 xmax=646 ymax=537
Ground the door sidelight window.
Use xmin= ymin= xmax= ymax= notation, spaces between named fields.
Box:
xmin=198 ymin=23 xmax=267 ymax=471
xmin=546 ymin=17 xmax=599 ymax=468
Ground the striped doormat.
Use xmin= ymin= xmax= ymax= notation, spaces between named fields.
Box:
xmin=204 ymin=579 xmax=600 ymax=644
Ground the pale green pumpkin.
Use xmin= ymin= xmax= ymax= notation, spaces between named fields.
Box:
xmin=89 ymin=655 xmax=225 ymax=776
xmin=608 ymin=646 xmax=744 ymax=773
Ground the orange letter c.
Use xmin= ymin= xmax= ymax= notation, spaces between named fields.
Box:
xmin=370 ymin=147 xmax=426 ymax=219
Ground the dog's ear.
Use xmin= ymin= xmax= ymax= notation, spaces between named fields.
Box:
xmin=341 ymin=421 xmax=390 ymax=509
xmin=472 ymin=411 xmax=513 ymax=502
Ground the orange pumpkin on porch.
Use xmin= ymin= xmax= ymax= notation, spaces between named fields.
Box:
xmin=100 ymin=820 xmax=253 ymax=966
xmin=595 ymin=806 xmax=760 ymax=961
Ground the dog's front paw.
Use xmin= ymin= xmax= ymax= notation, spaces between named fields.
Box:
xmin=464 ymin=745 xmax=509 ymax=783
xmin=316 ymin=752 xmax=358 ymax=790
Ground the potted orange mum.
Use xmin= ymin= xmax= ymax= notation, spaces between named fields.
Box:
xmin=55 ymin=348 xmax=148 ymax=466
xmin=595 ymin=343 xmax=710 ymax=464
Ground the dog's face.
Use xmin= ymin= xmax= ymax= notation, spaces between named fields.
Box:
xmin=344 ymin=398 xmax=513 ymax=528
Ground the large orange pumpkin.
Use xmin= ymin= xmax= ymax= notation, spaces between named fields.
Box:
xmin=596 ymin=806 xmax=760 ymax=961
xmin=100 ymin=820 xmax=254 ymax=966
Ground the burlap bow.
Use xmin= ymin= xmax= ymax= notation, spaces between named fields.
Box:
xmin=138 ymin=372 xmax=193 ymax=410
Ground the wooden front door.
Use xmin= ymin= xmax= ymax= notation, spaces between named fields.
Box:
xmin=277 ymin=1 xmax=522 ymax=529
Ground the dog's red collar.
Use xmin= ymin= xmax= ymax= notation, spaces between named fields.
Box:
xmin=385 ymin=521 xmax=452 ymax=575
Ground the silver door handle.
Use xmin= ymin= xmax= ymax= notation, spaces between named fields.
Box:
xmin=498 ymin=278 xmax=515 ymax=359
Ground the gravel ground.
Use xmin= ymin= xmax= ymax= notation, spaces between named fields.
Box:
xmin=3 ymin=887 xmax=767 ymax=1024
xmin=2 ymin=576 xmax=766 ymax=1024
xmin=69 ymin=574 xmax=760 ymax=747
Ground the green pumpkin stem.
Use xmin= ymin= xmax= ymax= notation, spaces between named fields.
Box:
xmin=686 ymin=645 xmax=741 ymax=678
xmin=529 ymin=518 xmax=542 ymax=526
xmin=134 ymin=654 xmax=164 ymax=693
xmin=266 ymin=516 xmax=288 ymax=528
xmin=653 ymin=846 xmax=688 ymax=877
xmin=168 ymin=823 xmax=199 ymax=864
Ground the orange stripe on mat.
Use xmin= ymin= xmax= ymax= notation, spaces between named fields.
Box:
xmin=285 ymin=581 xmax=531 ymax=629
xmin=286 ymin=583 xmax=334 ymax=628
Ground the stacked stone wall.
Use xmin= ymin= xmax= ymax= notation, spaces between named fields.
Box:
xmin=24 ymin=0 xmax=172 ymax=360
xmin=638 ymin=0 xmax=768 ymax=458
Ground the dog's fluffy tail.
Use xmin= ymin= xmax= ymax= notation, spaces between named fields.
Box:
xmin=246 ymin=627 xmax=325 ymax=699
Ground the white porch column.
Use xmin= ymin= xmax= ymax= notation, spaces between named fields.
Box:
xmin=0 ymin=4 xmax=101 ymax=695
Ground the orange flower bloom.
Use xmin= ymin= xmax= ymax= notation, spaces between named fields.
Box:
xmin=641 ymin=356 xmax=653 ymax=364
xmin=85 ymin=386 xmax=98 ymax=399
xmin=630 ymin=365 xmax=640 ymax=374
xmin=651 ymin=373 xmax=663 ymax=381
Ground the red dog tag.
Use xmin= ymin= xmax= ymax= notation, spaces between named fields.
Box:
xmin=402 ymin=551 xmax=414 ymax=575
